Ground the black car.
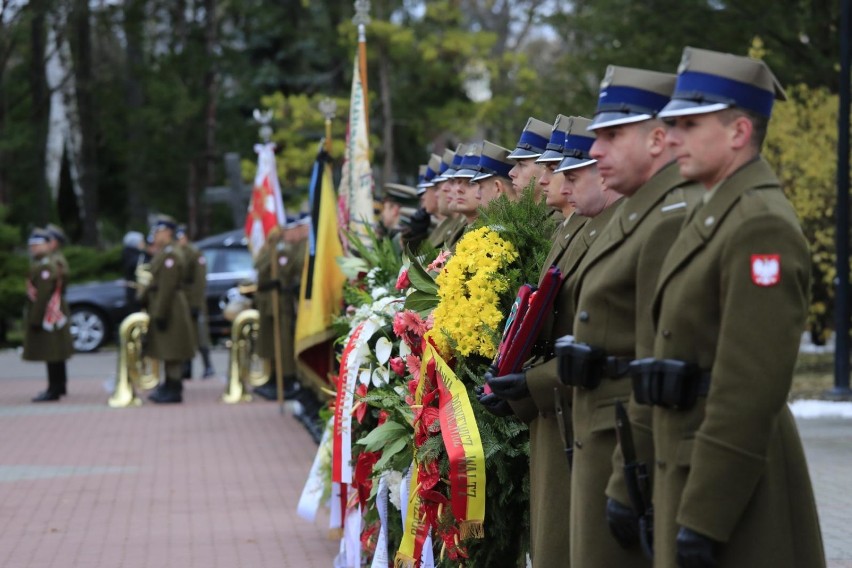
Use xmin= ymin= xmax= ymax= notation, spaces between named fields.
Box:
xmin=67 ymin=229 xmax=255 ymax=352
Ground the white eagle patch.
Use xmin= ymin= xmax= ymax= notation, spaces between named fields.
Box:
xmin=751 ymin=254 xmax=780 ymax=287
xmin=165 ymin=258 xmax=175 ymax=269
xmin=278 ymin=256 xmax=288 ymax=266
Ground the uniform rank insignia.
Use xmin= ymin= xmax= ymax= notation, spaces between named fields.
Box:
xmin=165 ymin=258 xmax=175 ymax=268
xmin=751 ymin=254 xmax=780 ymax=286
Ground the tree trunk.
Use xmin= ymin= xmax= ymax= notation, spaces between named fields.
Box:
xmin=71 ymin=0 xmax=99 ymax=246
xmin=123 ymin=0 xmax=146 ymax=228
xmin=29 ymin=0 xmax=50 ymax=226
xmin=198 ymin=0 xmax=218 ymax=238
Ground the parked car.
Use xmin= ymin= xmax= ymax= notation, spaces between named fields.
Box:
xmin=66 ymin=229 xmax=255 ymax=352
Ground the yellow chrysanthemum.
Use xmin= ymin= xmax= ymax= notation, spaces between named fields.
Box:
xmin=432 ymin=227 xmax=518 ymax=360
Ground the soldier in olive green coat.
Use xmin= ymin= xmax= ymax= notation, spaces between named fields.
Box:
xmin=177 ymin=225 xmax=215 ymax=378
xmin=485 ymin=117 xmax=621 ymax=567
xmin=569 ymin=67 xmax=703 ymax=566
xmin=253 ymin=218 xmax=307 ymax=401
xmin=23 ymin=228 xmax=73 ymax=402
xmin=646 ymin=48 xmax=824 ymax=568
xmin=139 ymin=215 xmax=196 ymax=403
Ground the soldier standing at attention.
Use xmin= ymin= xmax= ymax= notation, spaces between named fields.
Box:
xmin=176 ymin=225 xmax=215 ymax=379
xmin=428 ymin=145 xmax=464 ymax=249
xmin=485 ymin=117 xmax=621 ymax=566
xmin=443 ymin=145 xmax=482 ymax=248
xmin=470 ymin=141 xmax=517 ymax=204
xmin=567 ymin=66 xmax=702 ymax=566
xmin=253 ymin=216 xmax=308 ymax=401
xmin=647 ymin=47 xmax=825 ymax=568
xmin=24 ymin=228 xmax=73 ymax=402
xmin=507 ymin=117 xmax=552 ymax=202
xmin=139 ymin=215 xmax=195 ymax=404
xmin=477 ymin=114 xmax=588 ymax=567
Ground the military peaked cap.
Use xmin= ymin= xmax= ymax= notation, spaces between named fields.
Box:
xmin=589 ymin=66 xmax=677 ymax=130
xmin=452 ymin=145 xmax=483 ymax=179
xmin=537 ymin=114 xmax=572 ymax=163
xmin=555 ymin=116 xmax=597 ymax=173
xmin=472 ymin=141 xmax=514 ymax=182
xmin=659 ymin=46 xmax=786 ymax=119
xmin=507 ymin=117 xmax=551 ymax=159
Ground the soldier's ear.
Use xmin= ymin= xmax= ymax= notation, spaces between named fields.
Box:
xmin=647 ymin=124 xmax=668 ymax=158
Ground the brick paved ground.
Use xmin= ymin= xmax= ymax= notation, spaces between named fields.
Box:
xmin=0 ymin=348 xmax=337 ymax=568
xmin=1 ymin=348 xmax=851 ymax=567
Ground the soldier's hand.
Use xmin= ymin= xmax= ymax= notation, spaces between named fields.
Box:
xmin=606 ymin=498 xmax=640 ymax=549
xmin=155 ymin=317 xmax=168 ymax=332
xmin=474 ymin=385 xmax=513 ymax=417
xmin=676 ymin=526 xmax=720 ymax=568
xmin=485 ymin=371 xmax=529 ymax=401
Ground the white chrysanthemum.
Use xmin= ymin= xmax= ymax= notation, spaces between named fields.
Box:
xmin=387 ymin=470 xmax=404 ymax=510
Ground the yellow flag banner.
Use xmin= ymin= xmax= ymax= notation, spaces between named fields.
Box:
xmin=296 ymin=156 xmax=346 ymax=391
xmin=427 ymin=342 xmax=486 ymax=539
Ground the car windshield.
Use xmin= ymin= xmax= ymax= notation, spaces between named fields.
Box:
xmin=203 ymin=248 xmax=254 ymax=276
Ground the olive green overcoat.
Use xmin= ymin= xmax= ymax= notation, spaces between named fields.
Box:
xmin=650 ymin=158 xmax=824 ymax=568
xmin=23 ymin=255 xmax=73 ymax=362
xmin=256 ymin=239 xmax=305 ymax=374
xmin=141 ymin=244 xmax=196 ymax=362
xmin=506 ymin=212 xmax=587 ymax=568
xmin=570 ymin=163 xmax=702 ymax=567
xmin=427 ymin=215 xmax=456 ymax=248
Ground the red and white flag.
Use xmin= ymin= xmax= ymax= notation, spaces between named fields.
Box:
xmin=245 ymin=142 xmax=287 ymax=258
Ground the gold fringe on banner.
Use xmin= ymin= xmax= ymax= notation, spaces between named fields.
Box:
xmin=460 ymin=520 xmax=485 ymax=540
xmin=394 ymin=553 xmax=415 ymax=568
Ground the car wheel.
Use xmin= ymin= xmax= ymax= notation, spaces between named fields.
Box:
xmin=70 ymin=306 xmax=108 ymax=353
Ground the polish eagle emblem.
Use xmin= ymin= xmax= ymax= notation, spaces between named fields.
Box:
xmin=751 ymin=254 xmax=780 ymax=287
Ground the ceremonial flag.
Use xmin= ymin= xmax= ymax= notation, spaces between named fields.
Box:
xmin=337 ymin=55 xmax=374 ymax=253
xmin=244 ymin=142 xmax=286 ymax=257
xmin=296 ymin=149 xmax=346 ymax=388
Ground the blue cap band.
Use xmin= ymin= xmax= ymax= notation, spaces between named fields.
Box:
xmin=424 ymin=166 xmax=437 ymax=180
xmin=451 ymin=154 xmax=464 ymax=167
xmin=477 ymin=155 xmax=513 ymax=179
xmin=597 ymin=85 xmax=671 ymax=115
xmin=514 ymin=130 xmax=548 ymax=153
xmin=564 ymin=134 xmax=594 ymax=156
xmin=673 ymin=71 xmax=775 ymax=117
xmin=459 ymin=154 xmax=480 ymax=169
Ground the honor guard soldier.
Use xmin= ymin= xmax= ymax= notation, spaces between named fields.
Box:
xmin=477 ymin=115 xmax=589 ymax=567
xmin=139 ymin=215 xmax=196 ymax=403
xmin=253 ymin=216 xmax=308 ymax=401
xmin=507 ymin=117 xmax=552 ymax=202
xmin=428 ymin=145 xmax=465 ymax=248
xmin=643 ymin=47 xmax=826 ymax=568
xmin=484 ymin=117 xmax=621 ymax=567
xmin=23 ymin=228 xmax=73 ymax=402
xmin=176 ymin=224 xmax=215 ymax=379
xmin=566 ymin=66 xmax=703 ymax=566
xmin=444 ymin=144 xmax=482 ymax=248
xmin=470 ymin=141 xmax=517 ymax=204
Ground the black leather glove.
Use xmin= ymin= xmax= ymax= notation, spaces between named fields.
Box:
xmin=474 ymin=385 xmax=514 ymax=417
xmin=190 ymin=308 xmax=200 ymax=320
xmin=485 ymin=371 xmax=529 ymax=401
xmin=676 ymin=526 xmax=720 ymax=568
xmin=606 ymin=498 xmax=640 ymax=549
xmin=155 ymin=317 xmax=168 ymax=332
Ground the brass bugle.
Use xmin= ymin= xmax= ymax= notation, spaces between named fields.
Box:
xmin=108 ymin=312 xmax=160 ymax=408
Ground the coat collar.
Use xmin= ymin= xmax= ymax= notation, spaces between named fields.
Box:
xmin=652 ymin=157 xmax=780 ymax=319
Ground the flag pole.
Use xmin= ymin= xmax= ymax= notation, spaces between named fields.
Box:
xmin=254 ymin=109 xmax=287 ymax=413
xmin=353 ymin=0 xmax=371 ymax=132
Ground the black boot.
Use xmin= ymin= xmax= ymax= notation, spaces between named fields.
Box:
xmin=148 ymin=379 xmax=183 ymax=403
xmin=34 ymin=362 xmax=65 ymax=402
xmin=253 ymin=377 xmax=278 ymax=401
xmin=200 ymin=347 xmax=215 ymax=378
xmin=181 ymin=360 xmax=193 ymax=381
